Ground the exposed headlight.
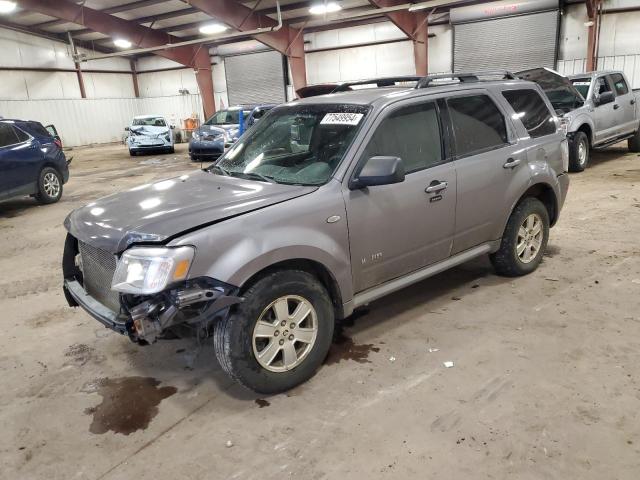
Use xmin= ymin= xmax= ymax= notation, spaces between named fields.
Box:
xmin=111 ymin=246 xmax=195 ymax=294
xmin=191 ymin=131 xmax=201 ymax=140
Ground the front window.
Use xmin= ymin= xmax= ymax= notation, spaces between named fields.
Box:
xmin=133 ymin=117 xmax=166 ymax=127
xmin=212 ymin=104 xmax=370 ymax=185
xmin=205 ymin=109 xmax=244 ymax=126
xmin=571 ymin=78 xmax=591 ymax=99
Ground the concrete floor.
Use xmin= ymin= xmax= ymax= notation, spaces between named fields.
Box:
xmin=1 ymin=142 xmax=639 ymax=480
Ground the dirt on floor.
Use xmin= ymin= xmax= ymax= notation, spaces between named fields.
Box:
xmin=0 ymin=142 xmax=639 ymax=480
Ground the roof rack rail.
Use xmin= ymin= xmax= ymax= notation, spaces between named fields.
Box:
xmin=332 ymin=76 xmax=423 ymax=93
xmin=416 ymin=70 xmax=517 ymax=89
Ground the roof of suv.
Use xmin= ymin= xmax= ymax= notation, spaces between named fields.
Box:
xmin=291 ymin=79 xmax=539 ymax=107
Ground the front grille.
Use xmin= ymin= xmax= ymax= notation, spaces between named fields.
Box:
xmin=78 ymin=241 xmax=120 ymax=312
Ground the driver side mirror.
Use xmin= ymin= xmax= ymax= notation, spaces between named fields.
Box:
xmin=125 ymin=126 xmax=130 ymax=131
xmin=349 ymin=156 xmax=405 ymax=190
xmin=595 ymin=91 xmax=615 ymax=106
xmin=170 ymin=125 xmax=175 ymax=129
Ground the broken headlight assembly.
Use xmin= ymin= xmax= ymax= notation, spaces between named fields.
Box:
xmin=111 ymin=246 xmax=194 ymax=295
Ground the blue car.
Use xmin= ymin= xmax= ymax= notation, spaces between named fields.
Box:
xmin=189 ymin=104 xmax=275 ymax=161
xmin=0 ymin=119 xmax=70 ymax=204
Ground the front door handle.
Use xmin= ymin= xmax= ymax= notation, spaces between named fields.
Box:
xmin=613 ymin=104 xmax=620 ymax=110
xmin=503 ymin=158 xmax=521 ymax=169
xmin=425 ymin=181 xmax=448 ymax=194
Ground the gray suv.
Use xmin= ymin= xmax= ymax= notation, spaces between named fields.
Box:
xmin=62 ymin=72 xmax=570 ymax=393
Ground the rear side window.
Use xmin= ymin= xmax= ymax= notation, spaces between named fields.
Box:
xmin=26 ymin=121 xmax=51 ymax=138
xmin=0 ymin=123 xmax=20 ymax=147
xmin=610 ymin=73 xmax=629 ymax=95
xmin=502 ymin=89 xmax=556 ymax=138
xmin=13 ymin=126 xmax=30 ymax=142
xmin=447 ymin=95 xmax=507 ymax=157
xmin=363 ymin=102 xmax=443 ymax=173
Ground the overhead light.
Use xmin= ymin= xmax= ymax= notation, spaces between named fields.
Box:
xmin=309 ymin=2 xmax=342 ymax=15
xmin=114 ymin=38 xmax=132 ymax=49
xmin=409 ymin=4 xmax=429 ymax=12
xmin=199 ymin=23 xmax=228 ymax=35
xmin=0 ymin=1 xmax=17 ymax=14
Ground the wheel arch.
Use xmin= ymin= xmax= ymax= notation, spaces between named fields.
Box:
xmin=237 ymin=258 xmax=345 ymax=320
xmin=573 ymin=122 xmax=593 ymax=146
xmin=515 ymin=182 xmax=559 ymax=227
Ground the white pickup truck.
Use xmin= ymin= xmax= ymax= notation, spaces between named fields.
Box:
xmin=518 ymin=69 xmax=640 ymax=172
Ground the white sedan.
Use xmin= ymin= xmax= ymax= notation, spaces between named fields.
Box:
xmin=126 ymin=115 xmax=175 ymax=156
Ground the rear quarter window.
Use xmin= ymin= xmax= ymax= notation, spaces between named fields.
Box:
xmin=447 ymin=94 xmax=508 ymax=157
xmin=502 ymin=89 xmax=556 ymax=138
xmin=25 ymin=122 xmax=51 ymax=138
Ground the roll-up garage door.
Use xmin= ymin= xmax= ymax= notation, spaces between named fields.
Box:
xmin=452 ymin=0 xmax=559 ymax=73
xmin=224 ymin=50 xmax=286 ymax=106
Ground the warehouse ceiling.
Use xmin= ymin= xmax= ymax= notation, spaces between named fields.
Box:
xmin=0 ymin=1 xmax=587 ymax=56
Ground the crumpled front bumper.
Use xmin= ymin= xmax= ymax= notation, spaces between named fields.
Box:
xmin=188 ymin=139 xmax=224 ymax=158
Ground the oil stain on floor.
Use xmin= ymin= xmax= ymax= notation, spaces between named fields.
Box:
xmin=324 ymin=330 xmax=380 ymax=365
xmin=83 ymin=377 xmax=177 ymax=435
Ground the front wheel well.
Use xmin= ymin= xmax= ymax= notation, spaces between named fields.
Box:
xmin=239 ymin=259 xmax=344 ymax=320
xmin=518 ymin=184 xmax=557 ymax=226
xmin=574 ymin=124 xmax=593 ymax=146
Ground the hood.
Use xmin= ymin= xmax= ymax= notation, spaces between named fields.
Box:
xmin=515 ymin=67 xmax=585 ymax=113
xmin=195 ymin=124 xmax=227 ymax=135
xmin=130 ymin=125 xmax=169 ymax=137
xmin=65 ymin=171 xmax=317 ymax=254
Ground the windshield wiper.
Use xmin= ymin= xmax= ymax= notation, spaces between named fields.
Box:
xmin=208 ymin=164 xmax=230 ymax=176
xmin=230 ymin=171 xmax=275 ymax=183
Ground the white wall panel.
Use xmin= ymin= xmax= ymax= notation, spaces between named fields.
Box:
xmin=84 ymin=73 xmax=135 ymax=98
xmin=557 ymin=54 xmax=640 ymax=88
xmin=429 ymin=24 xmax=453 ymax=74
xmin=0 ymin=94 xmax=204 ymax=147
xmin=213 ymin=61 xmax=229 ymax=109
xmin=24 ymin=71 xmax=81 ymax=100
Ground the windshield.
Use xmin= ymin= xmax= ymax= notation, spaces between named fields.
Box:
xmin=571 ymin=78 xmax=591 ymax=99
xmin=205 ymin=109 xmax=244 ymax=126
xmin=211 ymin=104 xmax=370 ymax=186
xmin=133 ymin=117 xmax=166 ymax=127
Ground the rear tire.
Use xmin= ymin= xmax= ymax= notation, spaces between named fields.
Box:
xmin=214 ymin=270 xmax=334 ymax=394
xmin=167 ymin=146 xmax=175 ymax=154
xmin=35 ymin=167 xmax=63 ymax=204
xmin=629 ymin=129 xmax=640 ymax=153
xmin=569 ymin=131 xmax=589 ymax=172
xmin=490 ymin=197 xmax=549 ymax=277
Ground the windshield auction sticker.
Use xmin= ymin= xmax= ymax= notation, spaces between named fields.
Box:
xmin=321 ymin=113 xmax=364 ymax=125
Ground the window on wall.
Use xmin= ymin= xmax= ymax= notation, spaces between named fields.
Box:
xmin=502 ymin=89 xmax=556 ymax=138
xmin=609 ymin=73 xmax=629 ymax=95
xmin=447 ymin=95 xmax=508 ymax=157
xmin=362 ymin=102 xmax=443 ymax=174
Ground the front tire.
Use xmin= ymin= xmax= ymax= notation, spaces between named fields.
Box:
xmin=490 ymin=197 xmax=549 ymax=277
xmin=629 ymin=129 xmax=640 ymax=153
xmin=35 ymin=167 xmax=63 ymax=204
xmin=214 ymin=270 xmax=334 ymax=394
xmin=569 ymin=131 xmax=589 ymax=172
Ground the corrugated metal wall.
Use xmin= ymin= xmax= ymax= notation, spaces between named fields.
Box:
xmin=0 ymin=94 xmax=203 ymax=147
xmin=557 ymin=55 xmax=640 ymax=89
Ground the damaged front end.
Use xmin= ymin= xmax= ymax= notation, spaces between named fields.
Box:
xmin=62 ymin=234 xmax=241 ymax=344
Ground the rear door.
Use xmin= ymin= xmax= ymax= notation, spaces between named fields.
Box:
xmin=344 ymin=99 xmax=457 ymax=292
xmin=445 ymin=91 xmax=531 ymax=254
xmin=609 ymin=73 xmax=636 ymax=136
xmin=501 ymin=87 xmax=564 ymax=173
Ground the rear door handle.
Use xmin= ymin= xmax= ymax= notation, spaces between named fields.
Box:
xmin=631 ymin=99 xmax=636 ymax=105
xmin=613 ymin=104 xmax=620 ymax=110
xmin=503 ymin=158 xmax=521 ymax=169
xmin=425 ymin=181 xmax=448 ymax=194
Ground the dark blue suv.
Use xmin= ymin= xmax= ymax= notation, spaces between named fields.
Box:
xmin=0 ymin=119 xmax=69 ymax=205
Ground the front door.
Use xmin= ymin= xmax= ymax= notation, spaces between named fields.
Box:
xmin=344 ymin=100 xmax=457 ymax=293
xmin=592 ymin=75 xmax=620 ymax=143
xmin=0 ymin=123 xmax=36 ymax=196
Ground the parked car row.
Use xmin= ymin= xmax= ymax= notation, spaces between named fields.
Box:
xmin=63 ymin=70 xmax=574 ymax=393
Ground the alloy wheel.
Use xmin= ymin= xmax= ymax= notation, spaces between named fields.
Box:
xmin=252 ymin=295 xmax=318 ymax=372
xmin=43 ymin=172 xmax=60 ymax=198
xmin=516 ymin=213 xmax=543 ymax=264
